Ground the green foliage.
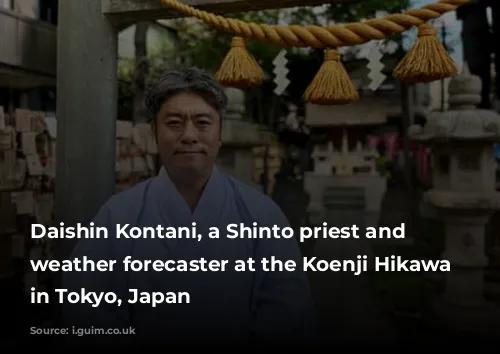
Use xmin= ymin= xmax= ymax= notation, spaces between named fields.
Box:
xmin=325 ymin=0 xmax=411 ymax=23
xmin=147 ymin=41 xmax=177 ymax=86
xmin=175 ymin=0 xmax=412 ymax=74
xmin=117 ymin=0 xmax=414 ymax=120
xmin=117 ymin=34 xmax=178 ymax=120
xmin=118 ymin=59 xmax=135 ymax=121
xmin=171 ymin=10 xmax=284 ymax=74
xmin=325 ymin=0 xmax=412 ymax=53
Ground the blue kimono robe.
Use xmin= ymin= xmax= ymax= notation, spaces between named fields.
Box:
xmin=62 ymin=167 xmax=316 ymax=351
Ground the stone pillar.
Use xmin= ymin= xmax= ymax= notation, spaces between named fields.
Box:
xmin=224 ymin=88 xmax=245 ymax=120
xmin=218 ymin=88 xmax=262 ymax=187
xmin=55 ymin=0 xmax=117 ymax=260
xmin=432 ymin=213 xmax=498 ymax=333
xmin=409 ymin=65 xmax=500 ymax=337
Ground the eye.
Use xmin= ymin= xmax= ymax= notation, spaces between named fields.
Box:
xmin=166 ymin=118 xmax=182 ymax=126
xmin=196 ymin=117 xmax=212 ymax=125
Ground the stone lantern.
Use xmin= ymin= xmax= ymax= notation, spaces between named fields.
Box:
xmin=224 ymin=88 xmax=246 ymax=120
xmin=217 ymin=88 xmax=263 ymax=187
xmin=409 ymin=65 xmax=500 ymax=335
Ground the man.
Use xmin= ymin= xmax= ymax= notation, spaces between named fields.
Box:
xmin=62 ymin=68 xmax=316 ymax=351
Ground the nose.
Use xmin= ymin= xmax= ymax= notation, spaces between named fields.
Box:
xmin=180 ymin=120 xmax=198 ymax=144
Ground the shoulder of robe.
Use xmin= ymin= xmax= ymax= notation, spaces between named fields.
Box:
xmin=222 ymin=173 xmax=289 ymax=227
xmin=95 ymin=178 xmax=153 ymax=224
xmin=77 ymin=180 xmax=154 ymax=258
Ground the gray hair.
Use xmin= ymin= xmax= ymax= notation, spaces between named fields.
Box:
xmin=145 ymin=67 xmax=228 ymax=122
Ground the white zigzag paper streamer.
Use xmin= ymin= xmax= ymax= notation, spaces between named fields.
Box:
xmin=273 ymin=49 xmax=290 ymax=96
xmin=367 ymin=43 xmax=386 ymax=91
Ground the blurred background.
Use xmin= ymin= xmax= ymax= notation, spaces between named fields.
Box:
xmin=1 ymin=0 xmax=500 ymax=347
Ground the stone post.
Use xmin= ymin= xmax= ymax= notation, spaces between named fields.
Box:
xmin=55 ymin=0 xmax=117 ymax=261
xmin=409 ymin=65 xmax=500 ymax=336
xmin=217 ymin=88 xmax=262 ymax=187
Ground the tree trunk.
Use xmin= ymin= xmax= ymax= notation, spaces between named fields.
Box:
xmin=492 ymin=2 xmax=500 ymax=105
xmin=459 ymin=3 xmax=492 ymax=108
xmin=133 ymin=22 xmax=150 ymax=123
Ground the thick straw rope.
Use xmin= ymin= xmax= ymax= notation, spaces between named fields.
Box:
xmin=160 ymin=0 xmax=469 ymax=48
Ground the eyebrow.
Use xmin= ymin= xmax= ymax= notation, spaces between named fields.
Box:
xmin=164 ymin=111 xmax=214 ymax=118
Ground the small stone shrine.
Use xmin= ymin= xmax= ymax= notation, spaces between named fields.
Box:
xmin=304 ymin=102 xmax=387 ymax=228
xmin=409 ymin=65 xmax=500 ymax=335
xmin=311 ymin=131 xmax=379 ymax=176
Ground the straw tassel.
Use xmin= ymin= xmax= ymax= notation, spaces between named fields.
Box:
xmin=393 ymin=23 xmax=458 ymax=83
xmin=215 ymin=36 xmax=264 ymax=88
xmin=304 ymin=49 xmax=358 ymax=105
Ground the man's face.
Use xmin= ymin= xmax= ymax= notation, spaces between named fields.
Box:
xmin=153 ymin=91 xmax=221 ymax=178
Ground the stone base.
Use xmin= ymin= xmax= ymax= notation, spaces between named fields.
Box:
xmin=426 ymin=296 xmax=500 ymax=336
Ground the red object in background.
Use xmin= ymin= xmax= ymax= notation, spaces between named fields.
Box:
xmin=396 ymin=137 xmax=419 ymax=152
xmin=384 ymin=132 xmax=399 ymax=159
xmin=367 ymin=135 xmax=380 ymax=149
xmin=418 ymin=145 xmax=430 ymax=184
xmin=393 ymin=137 xmax=430 ymax=184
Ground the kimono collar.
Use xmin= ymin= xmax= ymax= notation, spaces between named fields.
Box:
xmin=154 ymin=165 xmax=228 ymax=227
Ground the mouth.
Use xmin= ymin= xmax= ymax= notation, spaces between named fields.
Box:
xmin=174 ymin=150 xmax=205 ymax=155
